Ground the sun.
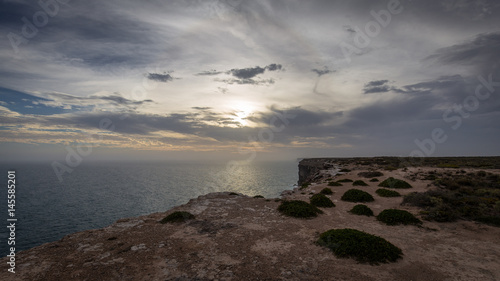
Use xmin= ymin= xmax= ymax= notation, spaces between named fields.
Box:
xmin=230 ymin=101 xmax=256 ymax=127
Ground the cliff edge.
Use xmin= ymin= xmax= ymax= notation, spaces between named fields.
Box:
xmin=2 ymin=159 xmax=500 ymax=280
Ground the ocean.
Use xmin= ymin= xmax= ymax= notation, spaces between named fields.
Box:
xmin=0 ymin=161 xmax=298 ymax=255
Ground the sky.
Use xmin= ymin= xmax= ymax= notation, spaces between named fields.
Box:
xmin=0 ymin=0 xmax=499 ymax=163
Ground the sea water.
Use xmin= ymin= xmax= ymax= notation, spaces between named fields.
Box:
xmin=0 ymin=161 xmax=298 ymax=255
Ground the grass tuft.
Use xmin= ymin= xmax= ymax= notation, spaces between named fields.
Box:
xmin=310 ymin=193 xmax=335 ymax=208
xmin=341 ymin=189 xmax=375 ymax=202
xmin=376 ymin=209 xmax=422 ymax=226
xmin=316 ymin=228 xmax=402 ymax=264
xmin=376 ymin=188 xmax=401 ymax=197
xmin=349 ymin=204 xmax=374 ymax=216
xmin=160 ymin=211 xmax=195 ymax=224
xmin=277 ymin=200 xmax=323 ymax=218
xmin=379 ymin=177 xmax=412 ymax=189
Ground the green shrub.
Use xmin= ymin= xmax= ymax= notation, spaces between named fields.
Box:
xmin=300 ymin=183 xmax=310 ymax=190
xmin=228 ymin=192 xmax=239 ymax=195
xmin=160 ymin=211 xmax=195 ymax=223
xmin=337 ymin=179 xmax=353 ymax=183
xmin=320 ymin=188 xmax=333 ymax=195
xmin=474 ymin=216 xmax=500 ymax=227
xmin=277 ymin=200 xmax=323 ymax=218
xmin=349 ymin=204 xmax=374 ymax=216
xmin=384 ymin=165 xmax=398 ymax=171
xmin=402 ymin=192 xmax=434 ymax=207
xmin=316 ymin=229 xmax=402 ymax=264
xmin=370 ymin=178 xmax=379 ymax=182
xmin=379 ymin=177 xmax=412 ymax=189
xmin=353 ymin=180 xmax=369 ymax=186
xmin=253 ymin=195 xmax=264 ymax=198
xmin=328 ymin=181 xmax=342 ymax=186
xmin=341 ymin=189 xmax=375 ymax=202
xmin=358 ymin=171 xmax=384 ymax=178
xmin=376 ymin=209 xmax=422 ymax=226
xmin=376 ymin=188 xmax=401 ymax=197
xmin=420 ymin=205 xmax=458 ymax=222
xmin=310 ymin=194 xmax=335 ymax=208
xmin=339 ymin=168 xmax=351 ymax=172
xmin=437 ymin=163 xmax=460 ymax=168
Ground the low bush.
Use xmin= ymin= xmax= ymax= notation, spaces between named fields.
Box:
xmin=358 ymin=171 xmax=384 ymax=178
xmin=277 ymin=200 xmax=323 ymax=218
xmin=341 ymin=189 xmax=375 ymax=202
xmin=376 ymin=209 xmax=422 ymax=226
xmin=402 ymin=192 xmax=434 ymax=207
xmin=328 ymin=181 xmax=342 ymax=187
xmin=474 ymin=216 xmax=500 ymax=227
xmin=320 ymin=188 xmax=333 ymax=195
xmin=353 ymin=180 xmax=369 ymax=186
xmin=339 ymin=168 xmax=351 ymax=172
xmin=310 ymin=194 xmax=335 ymax=208
xmin=349 ymin=204 xmax=374 ymax=216
xmin=337 ymin=179 xmax=353 ymax=183
xmin=370 ymin=178 xmax=379 ymax=182
xmin=316 ymin=228 xmax=402 ymax=264
xmin=376 ymin=188 xmax=401 ymax=197
xmin=379 ymin=177 xmax=412 ymax=189
xmin=420 ymin=205 xmax=458 ymax=222
xmin=160 ymin=211 xmax=195 ymax=223
xmin=253 ymin=195 xmax=264 ymax=198
xmin=300 ymin=183 xmax=310 ymax=190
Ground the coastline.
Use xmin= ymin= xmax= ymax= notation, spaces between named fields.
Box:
xmin=1 ymin=157 xmax=500 ymax=280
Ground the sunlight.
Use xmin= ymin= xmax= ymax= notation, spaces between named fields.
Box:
xmin=230 ymin=101 xmax=256 ymax=127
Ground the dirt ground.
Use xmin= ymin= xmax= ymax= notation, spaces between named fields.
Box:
xmin=1 ymin=165 xmax=499 ymax=280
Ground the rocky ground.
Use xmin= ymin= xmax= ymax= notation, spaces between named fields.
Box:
xmin=1 ymin=164 xmax=500 ymax=280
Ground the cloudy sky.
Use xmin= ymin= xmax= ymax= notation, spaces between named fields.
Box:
xmin=1 ymin=0 xmax=499 ymax=163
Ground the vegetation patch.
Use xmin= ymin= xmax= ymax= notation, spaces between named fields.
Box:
xmin=328 ymin=181 xmax=342 ymax=187
xmin=370 ymin=178 xmax=379 ymax=182
xmin=300 ymin=183 xmax=310 ymax=190
xmin=320 ymin=188 xmax=333 ymax=195
xmin=378 ymin=177 xmax=412 ymax=189
xmin=310 ymin=194 xmax=335 ymax=208
xmin=376 ymin=209 xmax=422 ymax=226
xmin=316 ymin=228 xmax=402 ymax=264
xmin=358 ymin=171 xmax=384 ymax=178
xmin=339 ymin=168 xmax=351 ymax=172
xmin=353 ymin=180 xmax=369 ymax=186
xmin=253 ymin=195 xmax=264 ymax=198
xmin=228 ymin=192 xmax=239 ymax=195
xmin=401 ymin=170 xmax=500 ymax=225
xmin=349 ymin=204 xmax=374 ymax=216
xmin=160 ymin=211 xmax=195 ymax=224
xmin=337 ymin=179 xmax=353 ymax=183
xmin=277 ymin=200 xmax=323 ymax=218
xmin=376 ymin=188 xmax=401 ymax=197
xmin=341 ymin=189 xmax=375 ymax=202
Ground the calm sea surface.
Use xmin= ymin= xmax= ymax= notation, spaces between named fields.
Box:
xmin=0 ymin=161 xmax=298 ymax=255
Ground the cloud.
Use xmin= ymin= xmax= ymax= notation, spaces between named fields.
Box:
xmin=227 ymin=64 xmax=282 ymax=79
xmin=363 ymin=80 xmax=391 ymax=94
xmin=215 ymin=78 xmax=275 ymax=85
xmin=195 ymin=70 xmax=223 ymax=76
xmin=311 ymin=68 xmax=334 ymax=77
xmin=147 ymin=73 xmax=174 ymax=82
xmin=228 ymin=66 xmax=266 ymax=79
xmin=425 ymin=32 xmax=500 ymax=75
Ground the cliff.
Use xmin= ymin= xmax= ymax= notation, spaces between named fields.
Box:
xmin=2 ymin=159 xmax=500 ymax=280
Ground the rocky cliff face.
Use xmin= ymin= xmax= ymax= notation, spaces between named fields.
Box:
xmin=298 ymin=158 xmax=339 ymax=184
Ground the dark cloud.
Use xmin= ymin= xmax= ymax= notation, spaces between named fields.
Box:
xmin=147 ymin=73 xmax=173 ymax=82
xmin=363 ymin=80 xmax=391 ymax=94
xmin=312 ymin=68 xmax=334 ymax=77
xmin=228 ymin=64 xmax=282 ymax=79
xmin=215 ymin=78 xmax=275 ymax=85
xmin=195 ymin=70 xmax=223 ymax=76
xmin=426 ymin=32 xmax=500 ymax=75
xmin=393 ymin=75 xmax=466 ymax=95
xmin=265 ymin=64 xmax=282 ymax=71
xmin=228 ymin=66 xmax=266 ymax=79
